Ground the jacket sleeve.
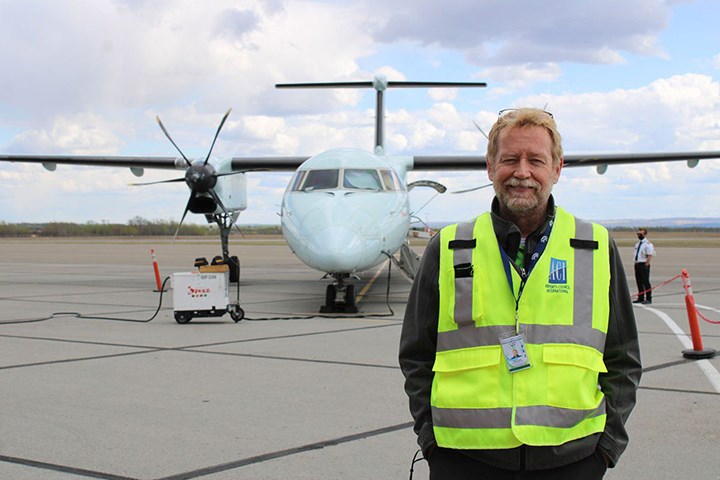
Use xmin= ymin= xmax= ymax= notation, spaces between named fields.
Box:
xmin=597 ymin=237 xmax=642 ymax=467
xmin=398 ymin=235 xmax=441 ymax=457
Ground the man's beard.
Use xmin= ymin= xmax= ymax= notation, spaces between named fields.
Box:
xmin=496 ymin=178 xmax=548 ymax=215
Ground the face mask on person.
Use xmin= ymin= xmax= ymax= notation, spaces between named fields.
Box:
xmin=637 ymin=234 xmax=645 ymax=240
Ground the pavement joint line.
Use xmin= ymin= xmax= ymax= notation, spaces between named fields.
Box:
xmin=0 ymin=287 xmax=152 ymax=298
xmin=642 ymin=359 xmax=693 ymax=373
xmin=0 ymin=323 xmax=403 ymax=371
xmin=0 ymin=322 xmax=399 ymax=352
xmin=154 ymin=421 xmax=415 ymax=480
xmin=177 ymin=348 xmax=400 ymax=370
xmin=637 ymin=329 xmax=720 ymax=339
xmin=0 ymin=454 xmax=138 ymax=480
xmin=171 ymin=322 xmax=402 ymax=349
xmin=0 ymin=348 xmax=166 ymax=371
xmin=0 ymin=333 xmax=172 ymax=350
xmin=639 ymin=385 xmax=720 ymax=396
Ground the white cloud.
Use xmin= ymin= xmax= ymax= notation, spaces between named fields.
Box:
xmin=8 ymin=114 xmax=123 ymax=154
xmin=367 ymin=0 xmax=671 ymax=65
xmin=481 ymin=63 xmax=563 ymax=95
xmin=0 ymin=0 xmax=718 ymax=226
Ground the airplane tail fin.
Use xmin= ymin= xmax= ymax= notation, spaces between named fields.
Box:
xmin=276 ymin=75 xmax=486 ymax=154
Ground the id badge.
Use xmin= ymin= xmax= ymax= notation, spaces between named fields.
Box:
xmin=499 ymin=332 xmax=531 ymax=373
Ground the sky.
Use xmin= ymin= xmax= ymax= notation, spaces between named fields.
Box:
xmin=1 ymin=0 xmax=719 ymax=227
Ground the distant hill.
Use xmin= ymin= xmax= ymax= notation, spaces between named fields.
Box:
xmin=594 ymin=218 xmax=720 ymax=229
xmin=426 ymin=218 xmax=720 ymax=230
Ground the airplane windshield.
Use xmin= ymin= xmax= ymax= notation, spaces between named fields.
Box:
xmin=343 ymin=169 xmax=382 ymax=190
xmin=292 ymin=168 xmax=401 ymax=192
xmin=301 ymin=169 xmax=339 ymax=191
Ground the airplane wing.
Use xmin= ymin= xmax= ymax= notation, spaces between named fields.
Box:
xmin=4 ymin=151 xmax=720 ymax=173
xmin=0 ymin=154 xmax=309 ymax=173
xmin=411 ymin=151 xmax=720 ymax=171
xmin=230 ymin=157 xmax=309 ymax=170
xmin=0 ymin=154 xmax=182 ymax=170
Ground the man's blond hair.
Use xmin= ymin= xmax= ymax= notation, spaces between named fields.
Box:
xmin=487 ymin=108 xmax=563 ymax=166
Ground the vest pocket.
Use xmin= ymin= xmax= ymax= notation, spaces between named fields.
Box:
xmin=432 ymin=347 xmax=503 ymax=408
xmin=543 ymin=344 xmax=607 ymax=409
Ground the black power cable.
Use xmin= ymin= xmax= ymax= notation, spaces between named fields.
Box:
xmin=1 ymin=254 xmax=405 ymax=326
xmin=0 ymin=277 xmax=172 ymax=325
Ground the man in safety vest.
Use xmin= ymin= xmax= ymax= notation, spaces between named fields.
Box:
xmin=399 ymin=108 xmax=641 ymax=479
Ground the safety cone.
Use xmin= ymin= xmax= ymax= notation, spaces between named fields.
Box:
xmin=680 ymin=269 xmax=716 ymax=359
xmin=150 ymin=249 xmax=166 ymax=293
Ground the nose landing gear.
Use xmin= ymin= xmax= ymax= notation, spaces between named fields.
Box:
xmin=320 ymin=276 xmax=358 ymax=314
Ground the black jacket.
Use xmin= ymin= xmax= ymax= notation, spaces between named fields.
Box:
xmin=399 ymin=197 xmax=642 ymax=470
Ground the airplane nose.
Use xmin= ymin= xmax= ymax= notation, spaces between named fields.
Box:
xmin=305 ymin=225 xmax=368 ymax=273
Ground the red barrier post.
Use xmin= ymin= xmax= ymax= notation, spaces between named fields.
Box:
xmin=150 ymin=249 xmax=165 ymax=292
xmin=680 ymin=269 xmax=716 ymax=359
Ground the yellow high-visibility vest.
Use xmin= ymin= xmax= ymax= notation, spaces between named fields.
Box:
xmin=432 ymin=207 xmax=610 ymax=449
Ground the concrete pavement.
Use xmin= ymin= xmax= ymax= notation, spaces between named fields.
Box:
xmin=0 ymin=237 xmax=718 ymax=479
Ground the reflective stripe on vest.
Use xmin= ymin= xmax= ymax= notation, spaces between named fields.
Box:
xmin=433 ymin=399 xmax=606 ymax=429
xmin=432 ymin=207 xmax=611 ymax=449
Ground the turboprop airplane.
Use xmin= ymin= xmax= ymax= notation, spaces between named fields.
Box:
xmin=3 ymin=74 xmax=720 ymax=314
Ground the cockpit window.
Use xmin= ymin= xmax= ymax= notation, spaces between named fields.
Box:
xmin=343 ymin=169 xmax=382 ymax=190
xmin=300 ymin=169 xmax=339 ymax=191
xmin=291 ymin=167 xmax=403 ymax=192
xmin=380 ymin=169 xmax=403 ymax=191
xmin=288 ymin=170 xmax=307 ymax=192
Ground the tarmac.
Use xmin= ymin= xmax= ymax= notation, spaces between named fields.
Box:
xmin=0 ymin=237 xmax=718 ymax=480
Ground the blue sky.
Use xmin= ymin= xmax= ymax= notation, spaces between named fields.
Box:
xmin=0 ymin=0 xmax=719 ymax=226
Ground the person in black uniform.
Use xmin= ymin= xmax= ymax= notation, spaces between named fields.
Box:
xmin=633 ymin=228 xmax=654 ymax=304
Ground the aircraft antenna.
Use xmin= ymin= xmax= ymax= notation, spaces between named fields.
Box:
xmin=276 ymin=75 xmax=487 ymax=154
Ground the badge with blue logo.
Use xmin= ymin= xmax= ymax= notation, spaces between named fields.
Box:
xmin=548 ymin=258 xmax=567 ymax=284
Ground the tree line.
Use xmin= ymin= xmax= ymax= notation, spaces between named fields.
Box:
xmin=0 ymin=217 xmax=282 ymax=237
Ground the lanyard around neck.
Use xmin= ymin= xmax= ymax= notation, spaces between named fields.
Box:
xmin=499 ymin=219 xmax=554 ymax=331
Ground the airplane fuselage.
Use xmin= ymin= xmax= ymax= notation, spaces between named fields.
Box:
xmin=281 ymin=148 xmax=410 ymax=275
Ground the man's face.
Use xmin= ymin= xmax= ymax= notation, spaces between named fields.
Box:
xmin=488 ymin=125 xmax=562 ymax=217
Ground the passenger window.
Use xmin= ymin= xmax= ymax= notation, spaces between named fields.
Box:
xmin=343 ymin=169 xmax=383 ymax=190
xmin=301 ymin=169 xmax=339 ymax=191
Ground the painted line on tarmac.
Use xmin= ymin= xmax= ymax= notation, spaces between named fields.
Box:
xmin=642 ymin=305 xmax=720 ymax=393
xmin=356 ymin=260 xmax=388 ymax=304
xmin=696 ymin=303 xmax=720 ymax=313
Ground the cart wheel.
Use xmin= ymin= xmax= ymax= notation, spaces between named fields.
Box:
xmin=175 ymin=312 xmax=192 ymax=324
xmin=229 ymin=255 xmax=240 ymax=283
xmin=230 ymin=306 xmax=244 ymax=323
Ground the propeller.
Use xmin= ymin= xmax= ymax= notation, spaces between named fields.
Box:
xmin=132 ymin=108 xmax=240 ymax=238
xmin=448 ymin=119 xmax=493 ymax=194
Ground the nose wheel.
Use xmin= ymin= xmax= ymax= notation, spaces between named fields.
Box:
xmin=320 ymin=280 xmax=357 ymax=313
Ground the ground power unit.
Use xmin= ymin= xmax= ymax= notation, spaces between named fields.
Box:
xmin=171 ymin=265 xmax=243 ymax=323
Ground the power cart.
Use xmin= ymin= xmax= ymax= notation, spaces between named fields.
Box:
xmin=171 ymin=263 xmax=243 ymax=324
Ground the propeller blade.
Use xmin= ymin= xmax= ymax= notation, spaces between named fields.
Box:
xmin=233 ymin=222 xmax=245 ymax=238
xmin=451 ymin=183 xmax=494 ymax=194
xmin=208 ymin=188 xmax=229 ymax=215
xmin=128 ymin=177 xmax=186 ymax=186
xmin=472 ymin=119 xmax=489 ymax=140
xmin=174 ymin=193 xmax=195 ymax=240
xmin=156 ymin=115 xmax=191 ymax=167
xmin=215 ymin=171 xmax=248 ymax=178
xmin=204 ymin=108 xmax=232 ymax=166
